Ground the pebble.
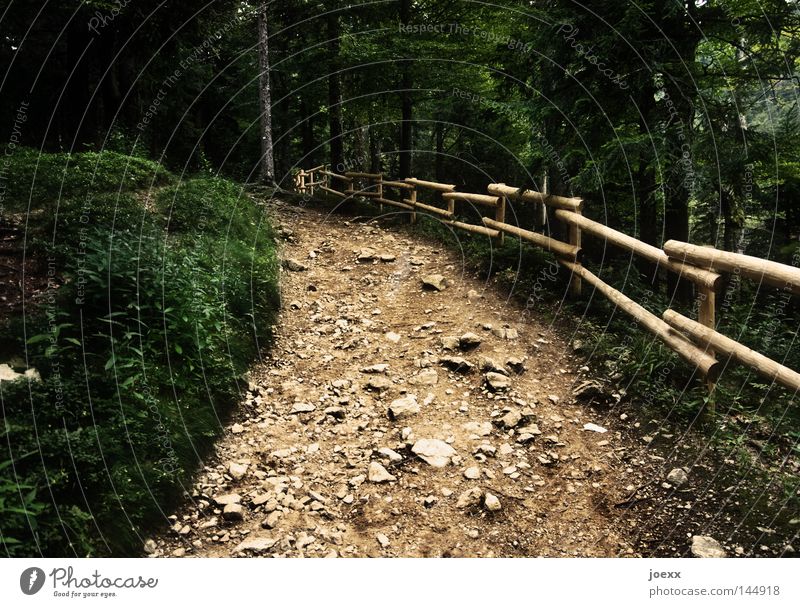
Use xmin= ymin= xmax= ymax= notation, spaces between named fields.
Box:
xmin=261 ymin=511 xmax=282 ymax=529
xmin=456 ymin=487 xmax=483 ymax=508
xmin=368 ymin=461 xmax=396 ymax=483
xmin=463 ymin=466 xmax=481 ymax=480
xmin=367 ymin=376 xmax=392 ymax=391
xmin=411 ymin=439 xmax=456 ymax=468
xmin=233 ymin=536 xmax=276 ymax=554
xmin=228 ymin=463 xmax=248 ymax=480
xmin=290 ymin=402 xmax=316 ymax=414
xmin=484 ymin=493 xmax=502 ymax=512
xmin=282 ymin=258 xmax=308 ymax=272
xmin=691 ymin=536 xmax=726 ymax=558
xmin=422 ymin=274 xmax=447 ymax=291
xmin=666 ymin=468 xmax=689 ymax=487
xmin=388 ymin=395 xmax=420 ymax=420
xmin=499 ymin=409 xmax=522 ymax=429
xmin=222 ymin=503 xmax=244 ymax=521
xmin=485 ymin=372 xmax=511 ymax=391
xmin=213 ymin=493 xmax=241 ymax=506
xmin=377 ymin=447 xmax=404 ymax=462
xmin=459 ymin=332 xmax=482 ymax=349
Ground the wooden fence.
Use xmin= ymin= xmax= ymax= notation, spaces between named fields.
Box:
xmin=294 ymin=164 xmax=800 ymax=406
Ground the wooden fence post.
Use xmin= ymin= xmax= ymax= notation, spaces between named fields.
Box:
xmin=445 ymin=193 xmax=454 ymax=223
xmin=376 ymin=173 xmax=384 ymax=213
xmin=495 ymin=195 xmax=506 ymax=245
xmin=547 ymin=173 xmax=582 ymax=298
xmin=568 ymin=206 xmax=582 ymax=297
xmin=698 ymin=284 xmax=717 ymax=412
xmin=409 ymin=183 xmax=418 ymax=224
xmin=299 ymin=170 xmax=306 ymax=194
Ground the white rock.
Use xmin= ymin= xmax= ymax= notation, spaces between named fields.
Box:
xmin=410 ymin=369 xmax=438 ymax=385
xmin=459 ymin=332 xmax=482 ymax=348
xmin=440 ymin=336 xmax=460 ymax=350
xmin=385 ymin=331 xmax=402 ymax=344
xmin=667 ymin=468 xmax=689 ymax=487
xmin=421 ymin=274 xmax=446 ymax=291
xmin=388 ymin=395 xmax=420 ymax=420
xmin=583 ymin=423 xmax=608 ymax=433
xmin=291 ymin=402 xmax=316 ymax=414
xmin=0 ymin=364 xmax=22 ymax=382
xmin=411 ymin=439 xmax=456 ymax=468
xmin=456 ymin=487 xmax=483 ymax=508
xmin=377 ymin=447 xmax=403 ymax=463
xmin=485 ymin=372 xmax=511 ymax=391
xmin=499 ymin=409 xmax=522 ymax=428
xmin=376 ymin=533 xmax=390 ymax=548
xmin=213 ymin=493 xmax=242 ymax=506
xmin=368 ymin=461 xmax=396 ymax=483
xmin=484 ymin=493 xmax=501 ymax=512
xmin=463 ymin=466 xmax=481 ymax=480
xmin=222 ymin=503 xmax=244 ymax=521
xmin=233 ymin=536 xmax=277 ymax=554
xmin=691 ymin=536 xmax=727 ymax=558
xmin=228 ymin=463 xmax=248 ymax=480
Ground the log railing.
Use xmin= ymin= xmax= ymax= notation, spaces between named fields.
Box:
xmin=293 ymin=164 xmax=800 ymax=403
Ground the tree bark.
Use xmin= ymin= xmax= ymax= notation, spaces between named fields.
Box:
xmin=327 ymin=11 xmax=344 ymax=175
xmin=369 ymin=129 xmax=382 ymax=174
xmin=661 ymin=1 xmax=702 ymax=303
xmin=301 ymin=96 xmax=315 ymax=166
xmin=257 ymin=3 xmax=275 ymax=184
xmin=636 ymin=86 xmax=659 ymax=283
xmin=435 ymin=122 xmax=444 ymax=183
xmin=398 ymin=0 xmax=412 ymax=178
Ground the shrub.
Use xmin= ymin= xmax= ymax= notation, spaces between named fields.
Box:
xmin=2 ymin=147 xmax=173 ymax=214
xmin=0 ymin=152 xmax=278 ymax=556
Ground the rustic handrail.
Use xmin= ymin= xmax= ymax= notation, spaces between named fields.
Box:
xmin=294 ymin=162 xmax=800 ymax=400
xmin=664 ymin=240 xmax=800 ymax=296
xmin=663 ymin=310 xmax=800 ymax=392
xmin=561 ymin=261 xmax=721 ymax=380
xmin=555 ymin=210 xmax=722 ymax=290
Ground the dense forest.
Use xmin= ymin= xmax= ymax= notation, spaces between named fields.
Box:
xmin=1 ymin=1 xmax=799 ymax=557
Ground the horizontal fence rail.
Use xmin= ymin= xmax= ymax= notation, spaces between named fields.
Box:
xmin=293 ymin=163 xmax=800 ymax=404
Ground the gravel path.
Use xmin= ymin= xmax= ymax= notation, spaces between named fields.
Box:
xmin=149 ymin=200 xmax=667 ymax=558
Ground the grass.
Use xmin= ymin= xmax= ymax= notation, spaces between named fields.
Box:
xmin=0 ymin=149 xmax=279 ymax=556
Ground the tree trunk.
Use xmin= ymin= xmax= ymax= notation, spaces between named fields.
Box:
xmin=435 ymin=122 xmax=444 ymax=183
xmin=662 ymin=1 xmax=701 ymax=303
xmin=257 ymin=4 xmax=275 ymax=185
xmin=327 ymin=11 xmax=344 ymax=175
xmin=65 ymin=20 xmax=94 ymax=148
xmin=301 ymin=96 xmax=315 ymax=166
xmin=369 ymin=129 xmax=382 ymax=174
xmin=635 ymin=81 xmax=659 ymax=283
xmin=398 ymin=0 xmax=412 ymax=178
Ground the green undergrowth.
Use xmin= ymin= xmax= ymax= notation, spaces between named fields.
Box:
xmin=0 ymin=149 xmax=279 ymax=556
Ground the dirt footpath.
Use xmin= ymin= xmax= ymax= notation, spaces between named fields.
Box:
xmin=150 ymin=200 xmax=701 ymax=558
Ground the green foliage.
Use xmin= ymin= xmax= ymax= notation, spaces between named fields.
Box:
xmin=0 ymin=152 xmax=278 ymax=556
xmin=3 ymin=147 xmax=174 ymax=214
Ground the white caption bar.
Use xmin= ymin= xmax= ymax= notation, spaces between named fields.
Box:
xmin=1 ymin=558 xmax=796 ymax=606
